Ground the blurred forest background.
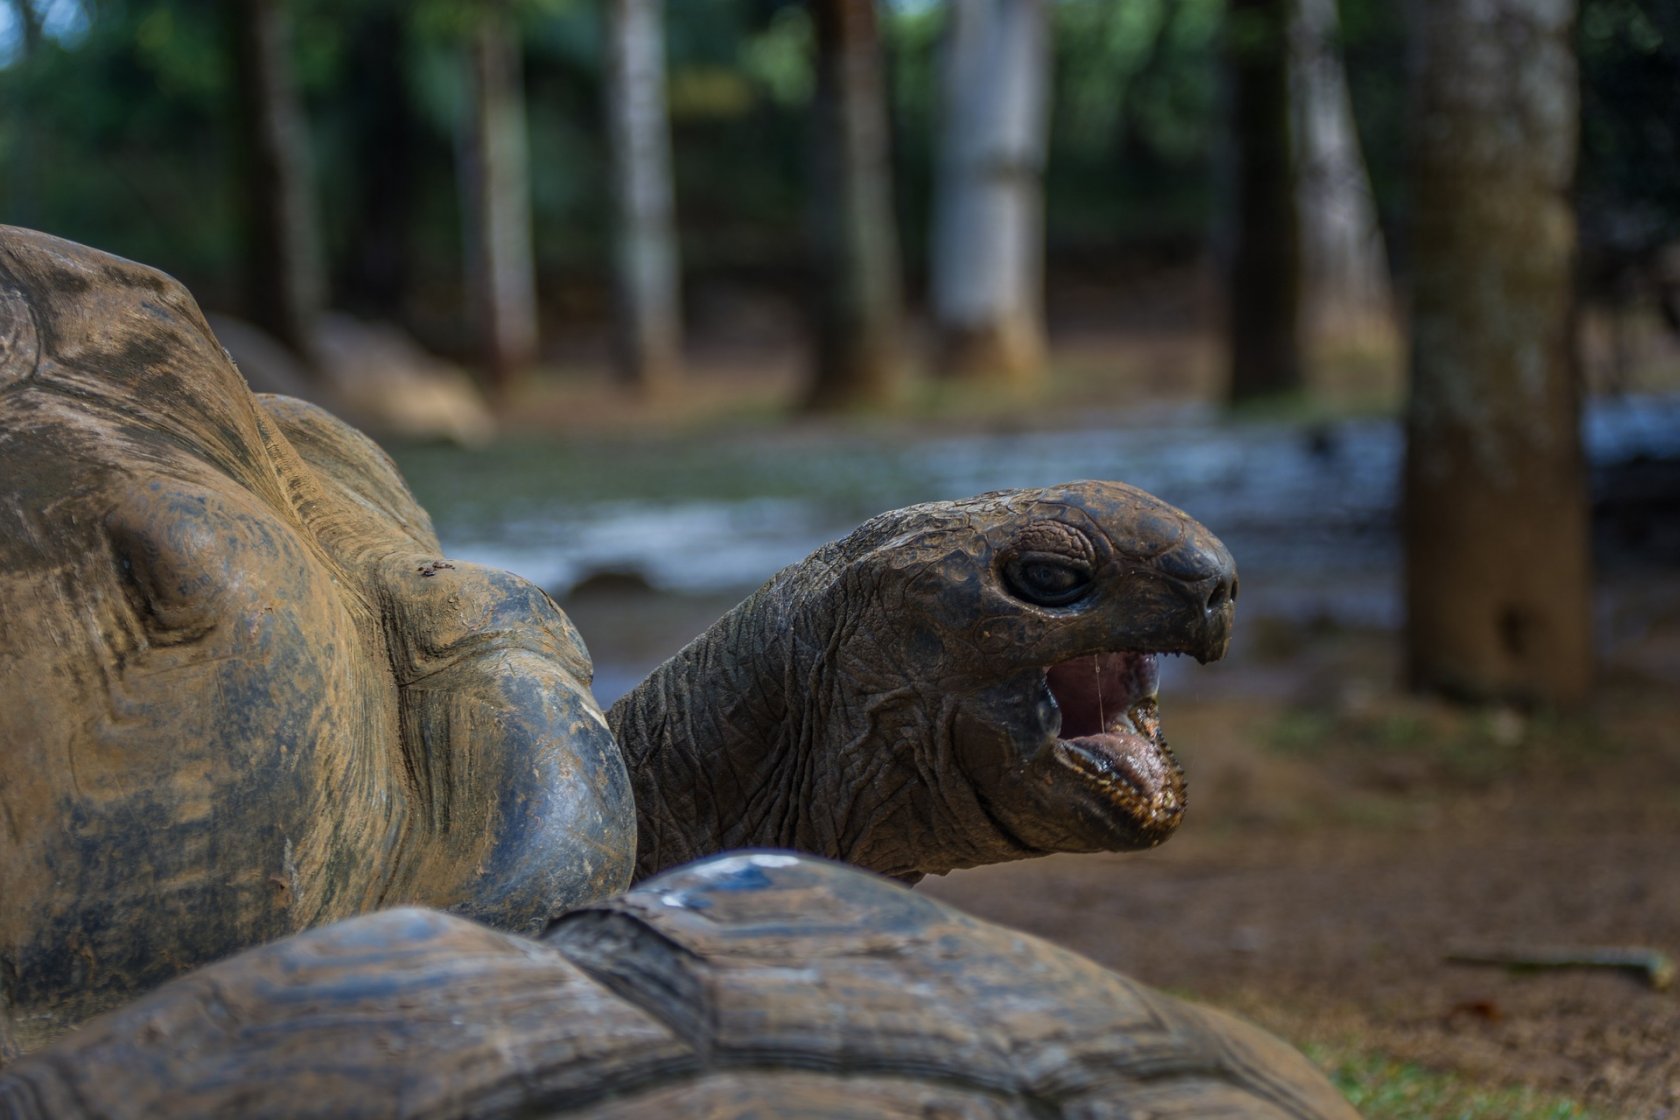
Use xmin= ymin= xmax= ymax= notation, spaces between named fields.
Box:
xmin=3 ymin=0 xmax=1675 ymax=405
xmin=3 ymin=0 xmax=1675 ymax=718
xmin=4 ymin=1 xmax=1680 ymax=1116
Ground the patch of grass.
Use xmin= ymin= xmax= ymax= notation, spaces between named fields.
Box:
xmin=1323 ymin=792 xmax=1419 ymax=831
xmin=1266 ymin=709 xmax=1341 ymax=756
xmin=1306 ymin=1044 xmax=1603 ymax=1120
xmin=1224 ymin=387 xmax=1326 ymax=424
xmin=1264 ymin=698 xmax=1628 ymax=791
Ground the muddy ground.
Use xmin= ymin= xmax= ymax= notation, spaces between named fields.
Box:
xmin=918 ymin=572 xmax=1680 ymax=1118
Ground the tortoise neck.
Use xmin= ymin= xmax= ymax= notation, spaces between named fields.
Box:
xmin=608 ymin=538 xmax=962 ymax=885
xmin=608 ymin=576 xmax=817 ymax=880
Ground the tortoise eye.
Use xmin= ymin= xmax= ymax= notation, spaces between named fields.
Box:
xmin=1003 ymin=554 xmax=1093 ymax=608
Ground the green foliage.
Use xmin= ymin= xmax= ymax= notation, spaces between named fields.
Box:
xmin=1055 ymin=0 xmax=1160 ymax=148
xmin=1 ymin=0 xmax=1670 ymax=335
xmin=133 ymin=4 xmax=225 ymax=98
xmin=1309 ymin=1045 xmax=1603 ymax=1120
xmin=660 ymin=0 xmax=813 ymax=270
xmin=1579 ymin=0 xmax=1680 ymax=252
xmin=739 ymin=5 xmax=814 ymax=107
xmin=0 ymin=0 xmax=239 ymax=289
xmin=1335 ymin=0 xmax=1407 ymax=270
xmin=1046 ymin=0 xmax=1222 ymax=250
xmin=410 ymin=0 xmax=577 ymax=43
xmin=1266 ymin=697 xmax=1626 ymax=791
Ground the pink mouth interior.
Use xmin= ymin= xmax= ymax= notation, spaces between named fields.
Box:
xmin=1044 ymin=651 xmax=1182 ymax=832
xmin=1045 ymin=652 xmax=1159 ymax=739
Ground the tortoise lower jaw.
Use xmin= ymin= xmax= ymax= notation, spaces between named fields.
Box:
xmin=1050 ymin=704 xmax=1186 ymax=845
xmin=953 ymin=651 xmax=1190 ymax=860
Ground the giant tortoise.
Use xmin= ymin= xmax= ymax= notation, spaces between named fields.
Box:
xmin=0 ymin=853 xmax=1357 ymax=1119
xmin=0 ymin=225 xmax=1240 ymax=1054
xmin=0 ymin=225 xmax=1355 ymax=1120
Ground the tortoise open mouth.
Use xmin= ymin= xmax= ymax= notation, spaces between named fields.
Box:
xmin=1044 ymin=651 xmax=1185 ymax=842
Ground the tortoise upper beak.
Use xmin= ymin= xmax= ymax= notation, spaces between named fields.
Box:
xmin=1195 ymin=570 xmax=1237 ymax=664
xmin=1109 ymin=537 xmax=1237 ymax=665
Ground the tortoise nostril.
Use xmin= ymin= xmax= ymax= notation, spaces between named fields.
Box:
xmin=1206 ymin=581 xmax=1234 ymax=614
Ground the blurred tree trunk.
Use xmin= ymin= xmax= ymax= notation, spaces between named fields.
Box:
xmin=604 ymin=0 xmax=683 ymax=395
xmin=229 ymin=0 xmax=325 ymax=365
xmin=459 ymin=2 xmax=538 ymax=393
xmin=1224 ymin=0 xmax=1302 ymax=404
xmin=930 ymin=0 xmax=1051 ymax=386
xmin=1290 ymin=0 xmax=1390 ymax=344
xmin=806 ymin=0 xmax=905 ymax=411
xmin=1402 ymin=0 xmax=1591 ymax=705
xmin=344 ymin=1 xmax=415 ymax=319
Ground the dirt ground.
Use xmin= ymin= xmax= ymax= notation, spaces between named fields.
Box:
xmin=556 ymin=458 xmax=1680 ymax=1117
xmin=512 ymin=301 xmax=1680 ymax=1117
xmin=918 ymin=573 xmax=1680 ymax=1118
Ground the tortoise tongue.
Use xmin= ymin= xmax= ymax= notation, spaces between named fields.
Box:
xmin=1045 ymin=653 xmax=1184 ymax=834
xmin=1045 ymin=652 xmax=1159 ymax=738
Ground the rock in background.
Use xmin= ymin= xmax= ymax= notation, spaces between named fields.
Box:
xmin=210 ymin=312 xmax=496 ymax=448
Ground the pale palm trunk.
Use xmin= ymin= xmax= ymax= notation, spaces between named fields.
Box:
xmin=1290 ymin=0 xmax=1391 ymax=344
xmin=605 ymin=0 xmax=683 ymax=395
xmin=930 ymin=0 xmax=1051 ymax=385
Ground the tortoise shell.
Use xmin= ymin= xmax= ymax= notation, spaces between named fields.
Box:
xmin=0 ymin=854 xmax=1355 ymax=1119
xmin=0 ymin=225 xmax=633 ymax=1052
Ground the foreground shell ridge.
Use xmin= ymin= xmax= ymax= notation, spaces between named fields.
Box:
xmin=0 ymin=862 xmax=1332 ymax=1117
xmin=535 ymin=855 xmax=1324 ymax=1116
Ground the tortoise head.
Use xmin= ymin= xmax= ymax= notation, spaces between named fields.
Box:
xmin=616 ymin=480 xmax=1236 ymax=882
xmin=801 ymin=481 xmax=1236 ymax=873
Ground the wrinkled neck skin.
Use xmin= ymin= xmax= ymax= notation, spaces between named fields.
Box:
xmin=608 ymin=551 xmax=1001 ymax=885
